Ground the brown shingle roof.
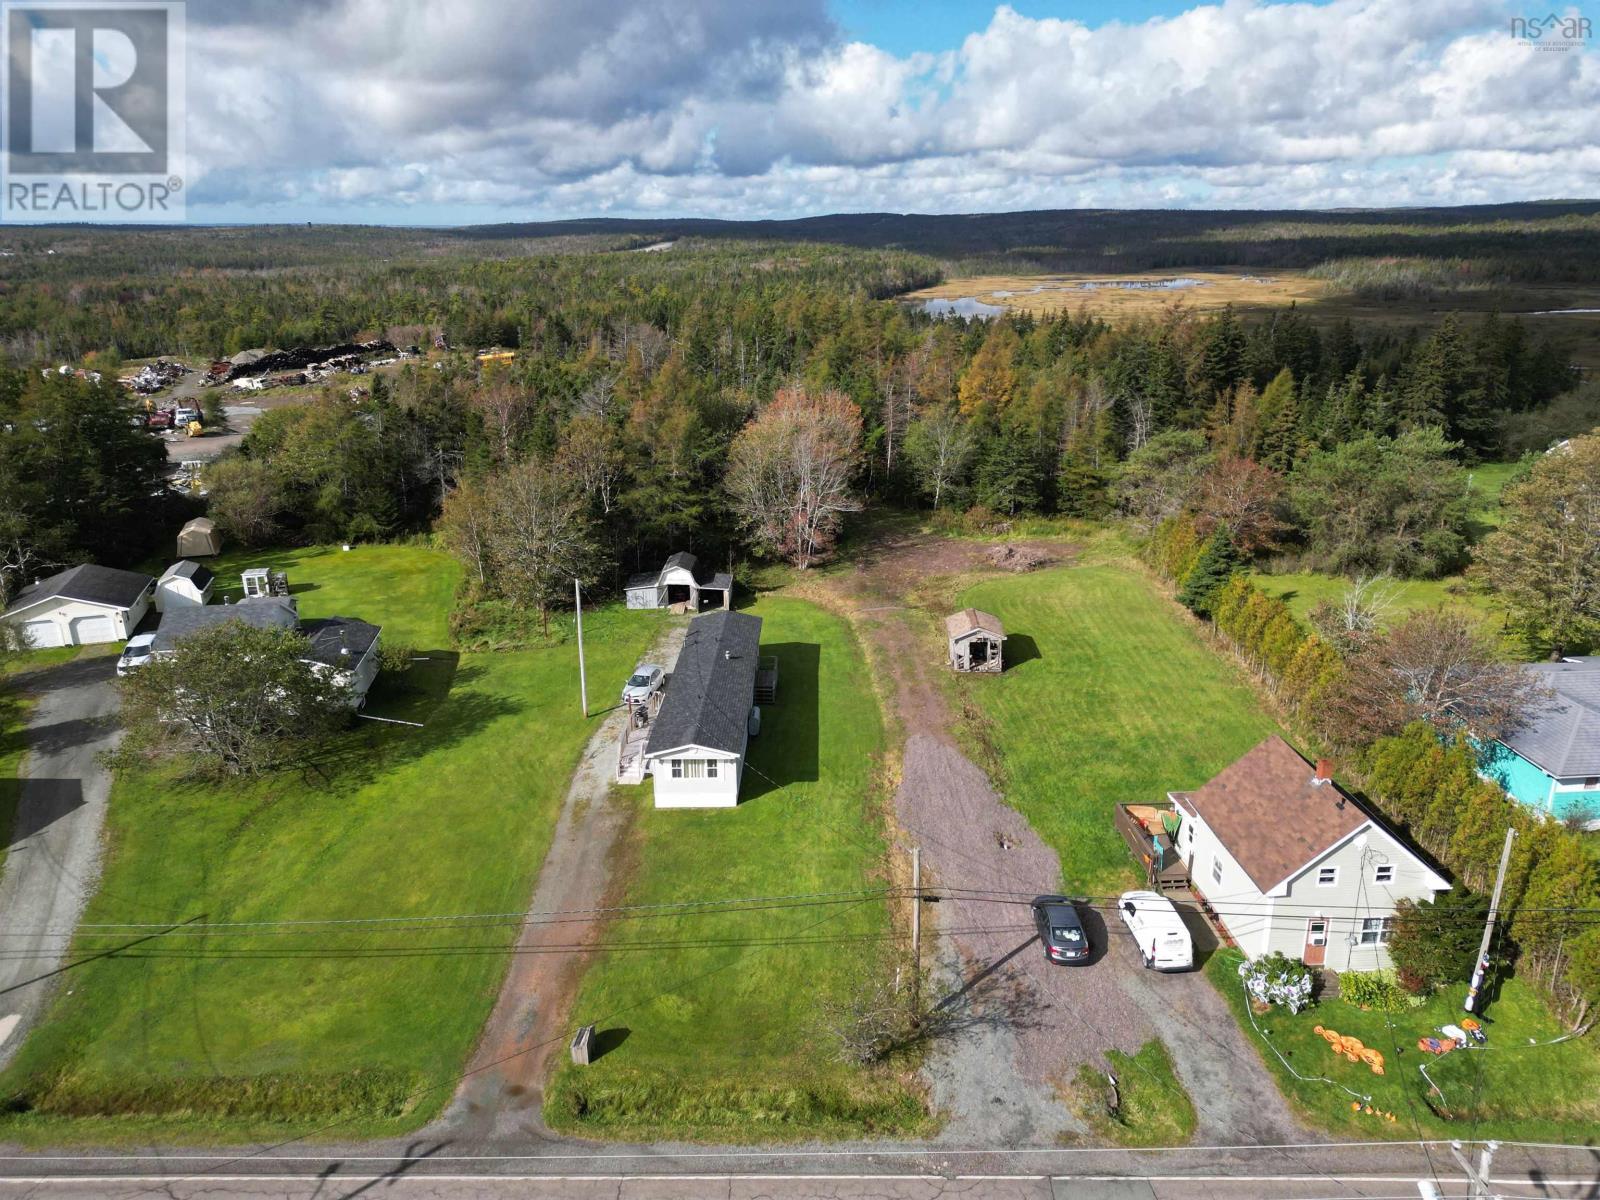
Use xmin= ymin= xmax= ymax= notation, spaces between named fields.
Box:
xmin=945 ymin=608 xmax=1004 ymax=639
xmin=1180 ymin=736 xmax=1368 ymax=893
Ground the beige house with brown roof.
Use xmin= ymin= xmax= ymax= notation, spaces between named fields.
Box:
xmin=1171 ymin=736 xmax=1449 ymax=973
xmin=946 ymin=608 xmax=1005 ymax=672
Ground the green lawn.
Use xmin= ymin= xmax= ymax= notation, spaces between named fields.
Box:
xmin=1066 ymin=1040 xmax=1197 ymax=1147
xmin=1207 ymin=950 xmax=1600 ymax=1141
xmin=955 ymin=565 xmax=1279 ymax=893
xmin=544 ymin=595 xmax=928 ymax=1142
xmin=1249 ymin=571 xmax=1500 ymax=630
xmin=0 ymin=543 xmax=663 ymax=1142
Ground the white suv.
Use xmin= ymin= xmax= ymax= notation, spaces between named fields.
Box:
xmin=116 ymin=633 xmax=158 ymax=677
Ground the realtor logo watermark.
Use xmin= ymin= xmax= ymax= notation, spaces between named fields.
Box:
xmin=1511 ymin=12 xmax=1593 ymax=50
xmin=2 ymin=1 xmax=185 ymax=222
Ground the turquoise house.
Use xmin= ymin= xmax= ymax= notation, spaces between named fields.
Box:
xmin=1482 ymin=657 xmax=1600 ymax=828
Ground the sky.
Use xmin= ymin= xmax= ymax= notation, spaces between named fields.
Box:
xmin=174 ymin=0 xmax=1600 ymax=225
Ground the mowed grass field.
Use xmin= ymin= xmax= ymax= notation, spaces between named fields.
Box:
xmin=0 ymin=543 xmax=662 ymax=1142
xmin=544 ymin=595 xmax=928 ymax=1142
xmin=1208 ymin=951 xmax=1600 ymax=1141
xmin=955 ymin=565 xmax=1278 ymax=894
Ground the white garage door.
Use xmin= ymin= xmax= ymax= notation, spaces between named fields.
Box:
xmin=22 ymin=618 xmax=64 ymax=648
xmin=69 ymin=613 xmax=117 ymax=644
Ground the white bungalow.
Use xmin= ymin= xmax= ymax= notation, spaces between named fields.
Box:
xmin=643 ymin=610 xmax=762 ymax=807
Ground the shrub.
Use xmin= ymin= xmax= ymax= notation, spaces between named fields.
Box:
xmin=1338 ymin=969 xmax=1418 ymax=1013
xmin=1239 ymin=951 xmax=1317 ymax=1013
xmin=1388 ymin=893 xmax=1489 ymax=996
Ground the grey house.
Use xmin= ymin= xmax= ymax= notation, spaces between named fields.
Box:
xmin=152 ymin=598 xmax=383 ymax=707
xmin=625 ymin=552 xmax=732 ymax=612
xmin=643 ymin=610 xmax=762 ymax=807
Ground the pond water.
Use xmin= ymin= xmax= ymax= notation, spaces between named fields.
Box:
xmin=915 ymin=275 xmax=1216 ymax=319
xmin=918 ymin=296 xmax=1007 ymax=319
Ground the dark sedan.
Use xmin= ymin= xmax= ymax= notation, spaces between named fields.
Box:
xmin=1031 ymin=894 xmax=1091 ymax=964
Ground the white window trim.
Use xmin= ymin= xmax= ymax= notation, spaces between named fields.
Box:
xmin=1359 ymin=916 xmax=1394 ymax=945
xmin=1316 ymin=866 xmax=1339 ymax=887
xmin=1373 ymin=864 xmax=1395 ymax=884
xmin=1211 ymin=857 xmax=1223 ymax=885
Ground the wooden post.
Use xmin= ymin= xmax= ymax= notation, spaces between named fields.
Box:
xmin=575 ymin=578 xmax=588 ymax=718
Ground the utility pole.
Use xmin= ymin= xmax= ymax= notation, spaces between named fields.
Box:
xmin=574 ymin=578 xmax=588 ymax=718
xmin=910 ymin=846 xmax=921 ymax=1009
xmin=1443 ymin=1139 xmax=1498 ymax=1199
xmin=1465 ymin=827 xmax=1516 ymax=1014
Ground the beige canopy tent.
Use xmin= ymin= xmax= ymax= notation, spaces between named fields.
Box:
xmin=176 ymin=517 xmax=222 ymax=558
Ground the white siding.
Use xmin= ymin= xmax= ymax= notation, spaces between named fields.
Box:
xmin=155 ymin=577 xmax=212 ymax=612
xmin=626 ymin=585 xmax=664 ymax=609
xmin=648 ymin=748 xmax=741 ymax=808
xmin=1271 ymin=826 xmax=1449 ymax=973
xmin=4 ymin=592 xmax=148 ymax=646
xmin=1180 ymin=807 xmax=1276 ymax=958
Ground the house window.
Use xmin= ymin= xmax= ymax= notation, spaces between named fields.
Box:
xmin=670 ymin=759 xmax=683 ymax=779
xmin=1211 ymin=857 xmax=1223 ymax=885
xmin=671 ymin=759 xmax=716 ymax=780
xmin=706 ymin=759 xmax=718 ymax=779
xmin=1360 ymin=917 xmax=1394 ymax=945
xmin=1317 ymin=866 xmax=1339 ymax=887
xmin=1373 ymin=864 xmax=1395 ymax=884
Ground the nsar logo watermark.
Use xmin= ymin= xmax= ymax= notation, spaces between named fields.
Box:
xmin=1511 ymin=11 xmax=1593 ymax=51
xmin=2 ymin=1 xmax=185 ymax=223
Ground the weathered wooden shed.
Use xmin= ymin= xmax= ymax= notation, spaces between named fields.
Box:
xmin=945 ymin=608 xmax=1005 ymax=673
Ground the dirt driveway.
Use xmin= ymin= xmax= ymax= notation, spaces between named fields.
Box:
xmin=805 ymin=525 xmax=1307 ymax=1147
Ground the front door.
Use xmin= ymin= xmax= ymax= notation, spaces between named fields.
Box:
xmin=1303 ymin=918 xmax=1328 ymax=967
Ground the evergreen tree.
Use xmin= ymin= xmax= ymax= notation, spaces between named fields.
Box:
xmin=1250 ymin=367 xmax=1301 ymax=471
xmin=1177 ymin=526 xmax=1241 ymax=618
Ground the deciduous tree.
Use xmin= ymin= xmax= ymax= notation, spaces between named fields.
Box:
xmin=117 ymin=622 xmax=350 ymax=776
xmin=725 ymin=386 xmax=864 ymax=568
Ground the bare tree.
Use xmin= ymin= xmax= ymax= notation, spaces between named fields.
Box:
xmin=1321 ymin=610 xmax=1552 ymax=747
xmin=725 ymin=386 xmax=864 ymax=569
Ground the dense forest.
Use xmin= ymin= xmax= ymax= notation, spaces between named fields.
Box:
xmin=0 ymin=220 xmax=1596 ymax=612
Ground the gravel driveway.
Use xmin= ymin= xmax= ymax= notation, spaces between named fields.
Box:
xmin=810 ymin=531 xmax=1308 ymax=1147
xmin=0 ymin=653 xmax=121 ymax=1070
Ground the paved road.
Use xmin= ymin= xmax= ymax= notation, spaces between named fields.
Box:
xmin=0 ymin=653 xmax=120 ymax=1070
xmin=0 ymin=1142 xmax=1594 ymax=1199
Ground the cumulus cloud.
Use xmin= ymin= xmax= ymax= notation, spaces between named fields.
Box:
xmin=181 ymin=0 xmax=1600 ymax=219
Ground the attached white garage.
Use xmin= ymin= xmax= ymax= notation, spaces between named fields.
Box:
xmin=3 ymin=564 xmax=156 ymax=648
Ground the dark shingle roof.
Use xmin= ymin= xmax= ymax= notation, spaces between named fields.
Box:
xmin=160 ymin=560 xmax=215 ymax=590
xmin=625 ymin=570 xmax=661 ymax=591
xmin=4 ymin=563 xmax=153 ymax=615
xmin=1174 ymin=736 xmax=1368 ymax=893
xmin=151 ymin=598 xmax=298 ymax=653
xmin=663 ymin=551 xmax=700 ymax=578
xmin=300 ymin=617 xmax=381 ymax=667
xmin=646 ymin=610 xmax=762 ymax=757
xmin=1502 ymin=658 xmax=1600 ymax=778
